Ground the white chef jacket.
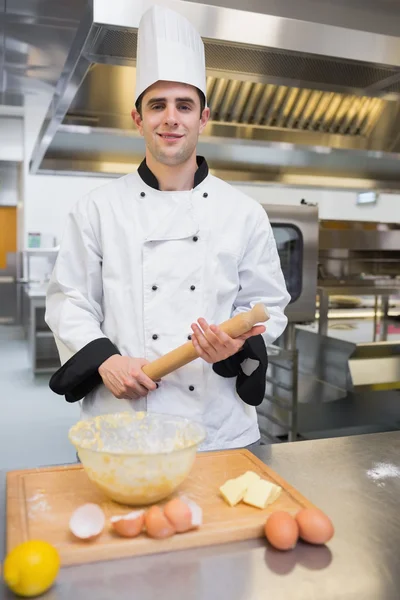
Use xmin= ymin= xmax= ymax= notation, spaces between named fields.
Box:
xmin=45 ymin=159 xmax=290 ymax=451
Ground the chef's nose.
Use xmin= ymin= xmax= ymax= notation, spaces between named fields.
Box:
xmin=164 ymin=105 xmax=179 ymax=126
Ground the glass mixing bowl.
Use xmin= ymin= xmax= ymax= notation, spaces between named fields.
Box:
xmin=68 ymin=412 xmax=206 ymax=506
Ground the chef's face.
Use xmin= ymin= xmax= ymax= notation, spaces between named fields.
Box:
xmin=132 ymin=81 xmax=210 ymax=167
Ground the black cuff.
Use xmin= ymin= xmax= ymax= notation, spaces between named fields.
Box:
xmin=212 ymin=346 xmax=245 ymax=378
xmin=49 ymin=338 xmax=121 ymax=403
xmin=212 ymin=335 xmax=268 ymax=407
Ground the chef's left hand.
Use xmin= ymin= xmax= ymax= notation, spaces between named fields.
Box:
xmin=190 ymin=318 xmax=266 ymax=364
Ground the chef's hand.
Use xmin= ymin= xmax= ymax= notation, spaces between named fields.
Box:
xmin=190 ymin=318 xmax=266 ymax=364
xmin=98 ymin=355 xmax=158 ymax=400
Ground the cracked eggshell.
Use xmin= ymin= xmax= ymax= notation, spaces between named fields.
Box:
xmin=110 ymin=510 xmax=145 ymax=538
xmin=163 ymin=498 xmax=193 ymax=533
xmin=145 ymin=506 xmax=176 ymax=539
xmin=163 ymin=496 xmax=203 ymax=531
xmin=69 ymin=503 xmax=105 ymax=541
xmin=180 ymin=496 xmax=203 ymax=528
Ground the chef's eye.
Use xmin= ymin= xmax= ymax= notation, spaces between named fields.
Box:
xmin=151 ymin=104 xmax=165 ymax=110
xmin=178 ymin=104 xmax=192 ymax=111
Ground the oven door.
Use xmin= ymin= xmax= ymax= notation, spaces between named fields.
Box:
xmin=262 ymin=204 xmax=319 ymax=323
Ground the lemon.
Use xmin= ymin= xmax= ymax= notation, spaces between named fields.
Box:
xmin=3 ymin=540 xmax=60 ymax=598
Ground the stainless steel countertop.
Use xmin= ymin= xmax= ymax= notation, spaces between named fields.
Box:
xmin=2 ymin=432 xmax=400 ymax=599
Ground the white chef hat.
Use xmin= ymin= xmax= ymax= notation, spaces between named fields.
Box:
xmin=135 ymin=4 xmax=207 ymax=106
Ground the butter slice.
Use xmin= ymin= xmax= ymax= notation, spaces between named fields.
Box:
xmin=219 ymin=472 xmax=261 ymax=507
xmin=243 ymin=479 xmax=282 ymax=509
xmin=235 ymin=471 xmax=260 ymax=488
xmin=220 ymin=478 xmax=248 ymax=507
xmin=268 ymin=484 xmax=282 ymax=505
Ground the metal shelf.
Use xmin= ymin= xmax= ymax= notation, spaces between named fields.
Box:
xmin=26 ymin=291 xmax=60 ymax=376
xmin=36 ymin=331 xmax=54 ymax=338
xmin=23 ymin=248 xmax=59 ymax=254
xmin=34 ymin=358 xmax=59 ymax=374
xmin=257 ymin=343 xmax=298 ymax=444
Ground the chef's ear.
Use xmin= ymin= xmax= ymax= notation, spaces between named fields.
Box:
xmin=131 ymin=108 xmax=144 ymax=135
xmin=199 ymin=106 xmax=210 ymax=134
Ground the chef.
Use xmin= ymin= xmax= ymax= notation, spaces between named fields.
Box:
xmin=45 ymin=4 xmax=290 ymax=451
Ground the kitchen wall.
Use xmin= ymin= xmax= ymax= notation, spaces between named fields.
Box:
xmin=23 ymin=94 xmax=400 ymax=248
xmin=24 ymin=174 xmax=400 ymax=247
xmin=0 ymin=117 xmax=23 ymax=162
xmin=24 ymin=173 xmax=113 ymax=245
xmin=0 ymin=116 xmax=24 ymax=259
xmin=23 ymin=94 xmax=113 ymax=247
xmin=0 ymin=163 xmax=19 ymax=206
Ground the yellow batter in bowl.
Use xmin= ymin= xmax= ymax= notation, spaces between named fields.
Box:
xmin=68 ymin=412 xmax=206 ymax=506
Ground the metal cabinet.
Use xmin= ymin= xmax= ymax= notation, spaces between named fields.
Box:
xmin=26 ymin=291 xmax=60 ymax=374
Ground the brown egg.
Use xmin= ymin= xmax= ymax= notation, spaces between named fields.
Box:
xmin=145 ymin=506 xmax=176 ymax=539
xmin=264 ymin=511 xmax=299 ymax=551
xmin=110 ymin=510 xmax=145 ymax=538
xmin=164 ymin=498 xmax=193 ymax=533
xmin=295 ymin=508 xmax=334 ymax=545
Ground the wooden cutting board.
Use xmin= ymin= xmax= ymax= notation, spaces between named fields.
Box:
xmin=6 ymin=449 xmax=316 ymax=566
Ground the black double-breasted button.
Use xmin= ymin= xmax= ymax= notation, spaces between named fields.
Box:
xmin=189 ymin=385 xmax=195 ymax=391
xmin=152 ymin=334 xmax=158 ymax=340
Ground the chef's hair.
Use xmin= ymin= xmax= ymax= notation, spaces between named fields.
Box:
xmin=135 ymin=88 xmax=206 ymax=118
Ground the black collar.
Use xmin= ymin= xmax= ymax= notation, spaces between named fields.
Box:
xmin=137 ymin=156 xmax=209 ymax=190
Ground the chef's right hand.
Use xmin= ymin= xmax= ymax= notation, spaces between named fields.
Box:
xmin=98 ymin=355 xmax=158 ymax=400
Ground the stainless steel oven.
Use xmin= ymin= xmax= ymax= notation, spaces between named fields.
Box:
xmin=261 ymin=203 xmax=319 ymax=323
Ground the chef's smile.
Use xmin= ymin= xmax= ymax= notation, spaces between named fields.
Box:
xmin=157 ymin=132 xmax=184 ymax=142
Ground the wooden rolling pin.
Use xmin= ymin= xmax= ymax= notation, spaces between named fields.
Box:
xmin=142 ymin=303 xmax=269 ymax=381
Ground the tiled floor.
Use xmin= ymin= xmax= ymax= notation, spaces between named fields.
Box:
xmin=0 ymin=325 xmax=80 ymax=470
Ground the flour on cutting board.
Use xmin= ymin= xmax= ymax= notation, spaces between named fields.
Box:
xmin=27 ymin=490 xmax=53 ymax=519
xmin=366 ymin=463 xmax=400 ymax=488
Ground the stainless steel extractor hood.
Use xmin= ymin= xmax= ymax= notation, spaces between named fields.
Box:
xmin=29 ymin=0 xmax=400 ymax=189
